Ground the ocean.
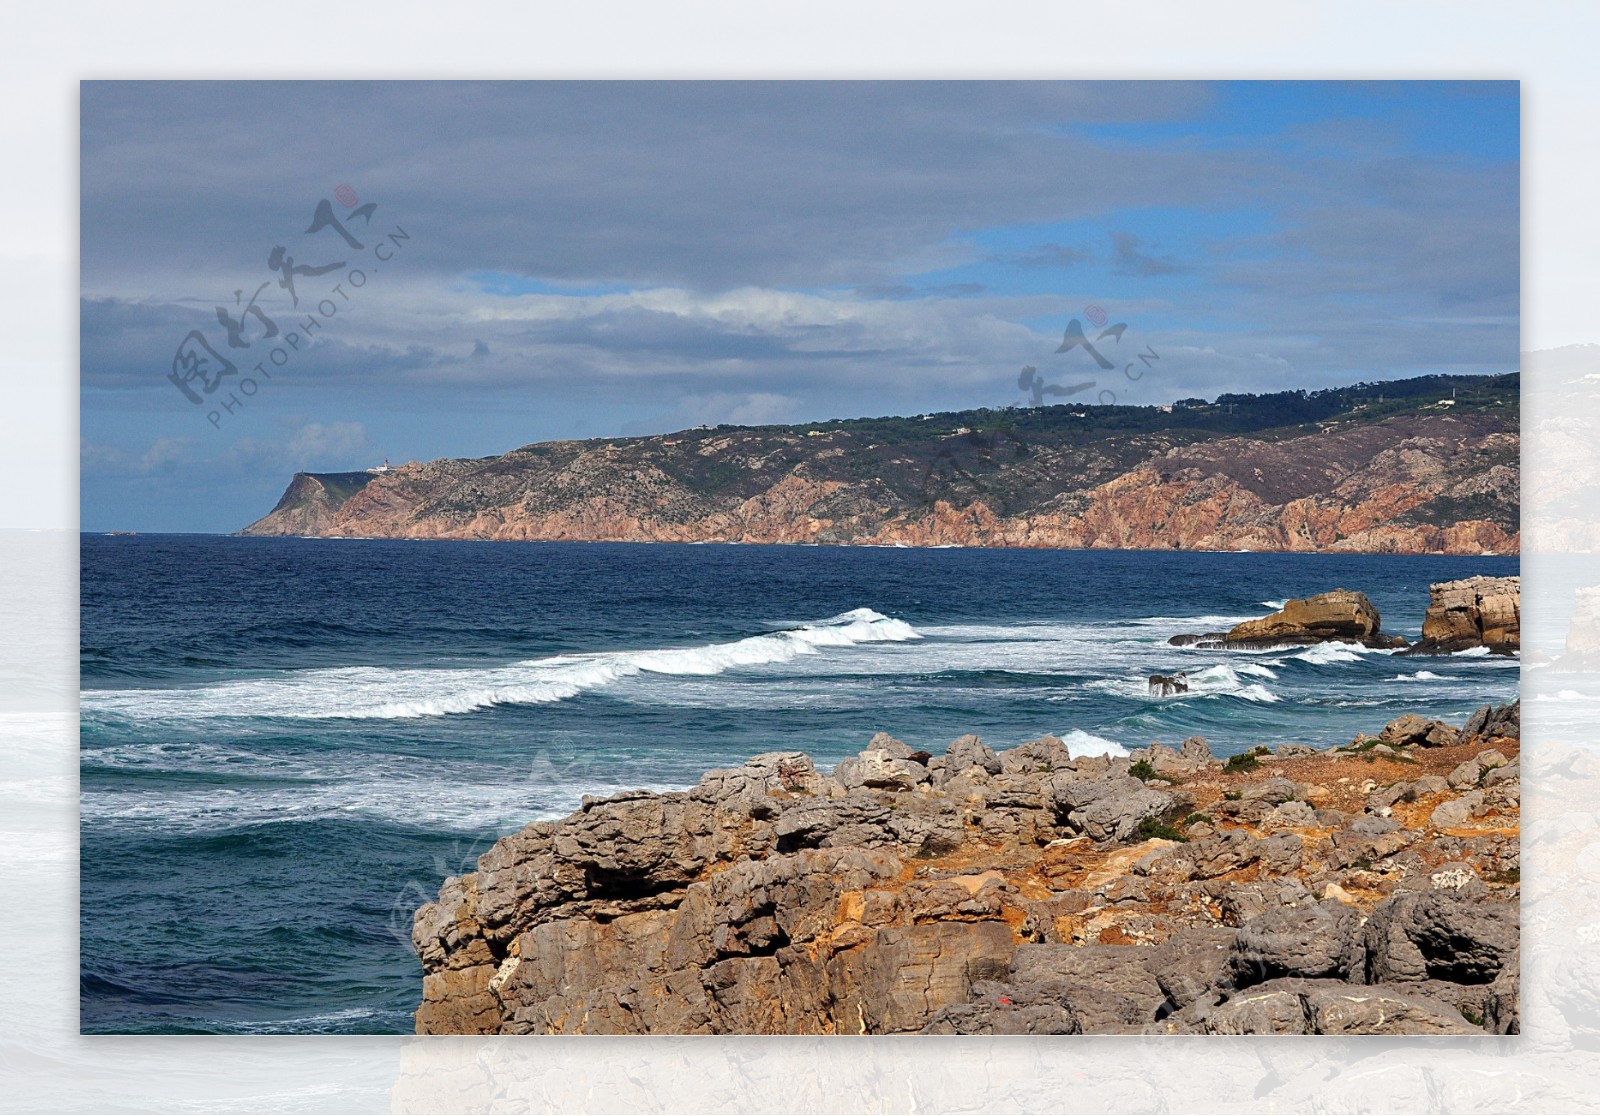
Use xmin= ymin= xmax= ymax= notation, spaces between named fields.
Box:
xmin=79 ymin=535 xmax=1519 ymax=1034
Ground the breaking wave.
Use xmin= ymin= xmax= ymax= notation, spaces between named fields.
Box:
xmin=1290 ymin=641 xmax=1395 ymax=665
xmin=80 ymin=608 xmax=921 ymax=721
xmin=1090 ymin=662 xmax=1281 ymax=704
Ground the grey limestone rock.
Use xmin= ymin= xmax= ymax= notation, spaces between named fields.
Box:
xmin=1363 ymin=890 xmax=1519 ymax=985
xmin=1052 ymin=776 xmax=1175 ymax=843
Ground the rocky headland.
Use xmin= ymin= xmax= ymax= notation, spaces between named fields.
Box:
xmin=244 ymin=374 xmax=1518 ymax=554
xmin=414 ymin=696 xmax=1521 ymax=1036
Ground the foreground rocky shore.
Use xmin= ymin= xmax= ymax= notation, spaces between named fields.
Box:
xmin=414 ymin=695 xmax=1521 ymax=1036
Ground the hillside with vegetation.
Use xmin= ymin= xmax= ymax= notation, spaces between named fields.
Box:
xmin=242 ymin=373 xmax=1519 ymax=554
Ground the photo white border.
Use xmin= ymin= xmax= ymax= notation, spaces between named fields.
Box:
xmin=8 ymin=2 xmax=1597 ymax=1111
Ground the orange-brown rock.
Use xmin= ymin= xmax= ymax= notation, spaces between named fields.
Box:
xmin=413 ymin=707 xmax=1521 ymax=1036
xmin=1223 ymin=590 xmax=1393 ymax=648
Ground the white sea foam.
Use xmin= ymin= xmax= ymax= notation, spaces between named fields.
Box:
xmin=1056 ymin=728 xmax=1131 ymax=759
xmin=1127 ymin=613 xmax=1260 ymax=631
xmin=1260 ymin=600 xmax=1286 ymax=610
xmin=79 ymin=608 xmax=921 ymax=721
xmin=1530 ymin=689 xmax=1591 ymax=703
xmin=1393 ymin=670 xmax=1446 ymax=681
xmin=79 ymin=771 xmax=677 ymax=834
xmin=1453 ymin=645 xmax=1493 ymax=657
xmin=1292 ymin=642 xmax=1365 ymax=665
xmin=226 ymin=1006 xmax=400 ymax=1035
xmin=1090 ymin=662 xmax=1280 ymax=703
xmin=1185 ymin=664 xmax=1279 ymax=701
xmin=1237 ymin=663 xmax=1279 ymax=679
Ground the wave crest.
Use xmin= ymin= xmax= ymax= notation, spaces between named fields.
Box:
xmin=1090 ymin=662 xmax=1281 ymax=704
xmin=81 ymin=609 xmax=921 ymax=721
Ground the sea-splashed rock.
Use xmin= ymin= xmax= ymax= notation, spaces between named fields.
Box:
xmin=1148 ymin=673 xmax=1188 ymax=696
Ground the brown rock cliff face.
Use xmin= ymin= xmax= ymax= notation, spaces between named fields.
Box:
xmin=241 ymin=390 xmax=1519 ymax=554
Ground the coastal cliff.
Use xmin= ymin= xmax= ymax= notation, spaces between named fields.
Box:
xmin=243 ymin=374 xmax=1519 ymax=554
xmin=411 ymin=583 xmax=1521 ymax=1036
xmin=413 ymin=708 xmax=1521 ymax=1036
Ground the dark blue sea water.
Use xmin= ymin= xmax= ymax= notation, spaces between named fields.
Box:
xmin=79 ymin=535 xmax=1519 ymax=1034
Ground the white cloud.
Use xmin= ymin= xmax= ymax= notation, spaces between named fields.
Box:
xmin=283 ymin=421 xmax=369 ymax=466
xmin=79 ymin=435 xmax=193 ymax=476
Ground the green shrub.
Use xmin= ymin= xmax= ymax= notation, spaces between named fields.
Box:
xmin=1128 ymin=760 xmax=1157 ymax=781
xmin=1223 ymin=752 xmax=1260 ymax=774
xmin=1137 ymin=818 xmax=1190 ymax=843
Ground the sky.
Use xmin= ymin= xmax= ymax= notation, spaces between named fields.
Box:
xmin=79 ymin=80 xmax=1520 ymax=532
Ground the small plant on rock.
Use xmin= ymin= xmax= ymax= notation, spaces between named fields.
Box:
xmin=1136 ymin=817 xmax=1190 ymax=843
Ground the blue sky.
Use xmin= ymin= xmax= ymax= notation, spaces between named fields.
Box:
xmin=80 ymin=80 xmax=1519 ymax=532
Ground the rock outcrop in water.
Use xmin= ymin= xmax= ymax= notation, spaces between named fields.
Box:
xmin=1221 ymin=589 xmax=1405 ymax=649
xmin=1173 ymin=578 xmax=1521 ymax=657
xmin=1148 ymin=673 xmax=1188 ymax=696
xmin=1404 ymin=575 xmax=1521 ymax=656
xmin=413 ymin=707 xmax=1521 ymax=1036
xmin=1170 ymin=589 xmax=1407 ymax=651
xmin=242 ymin=374 xmax=1519 ymax=555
